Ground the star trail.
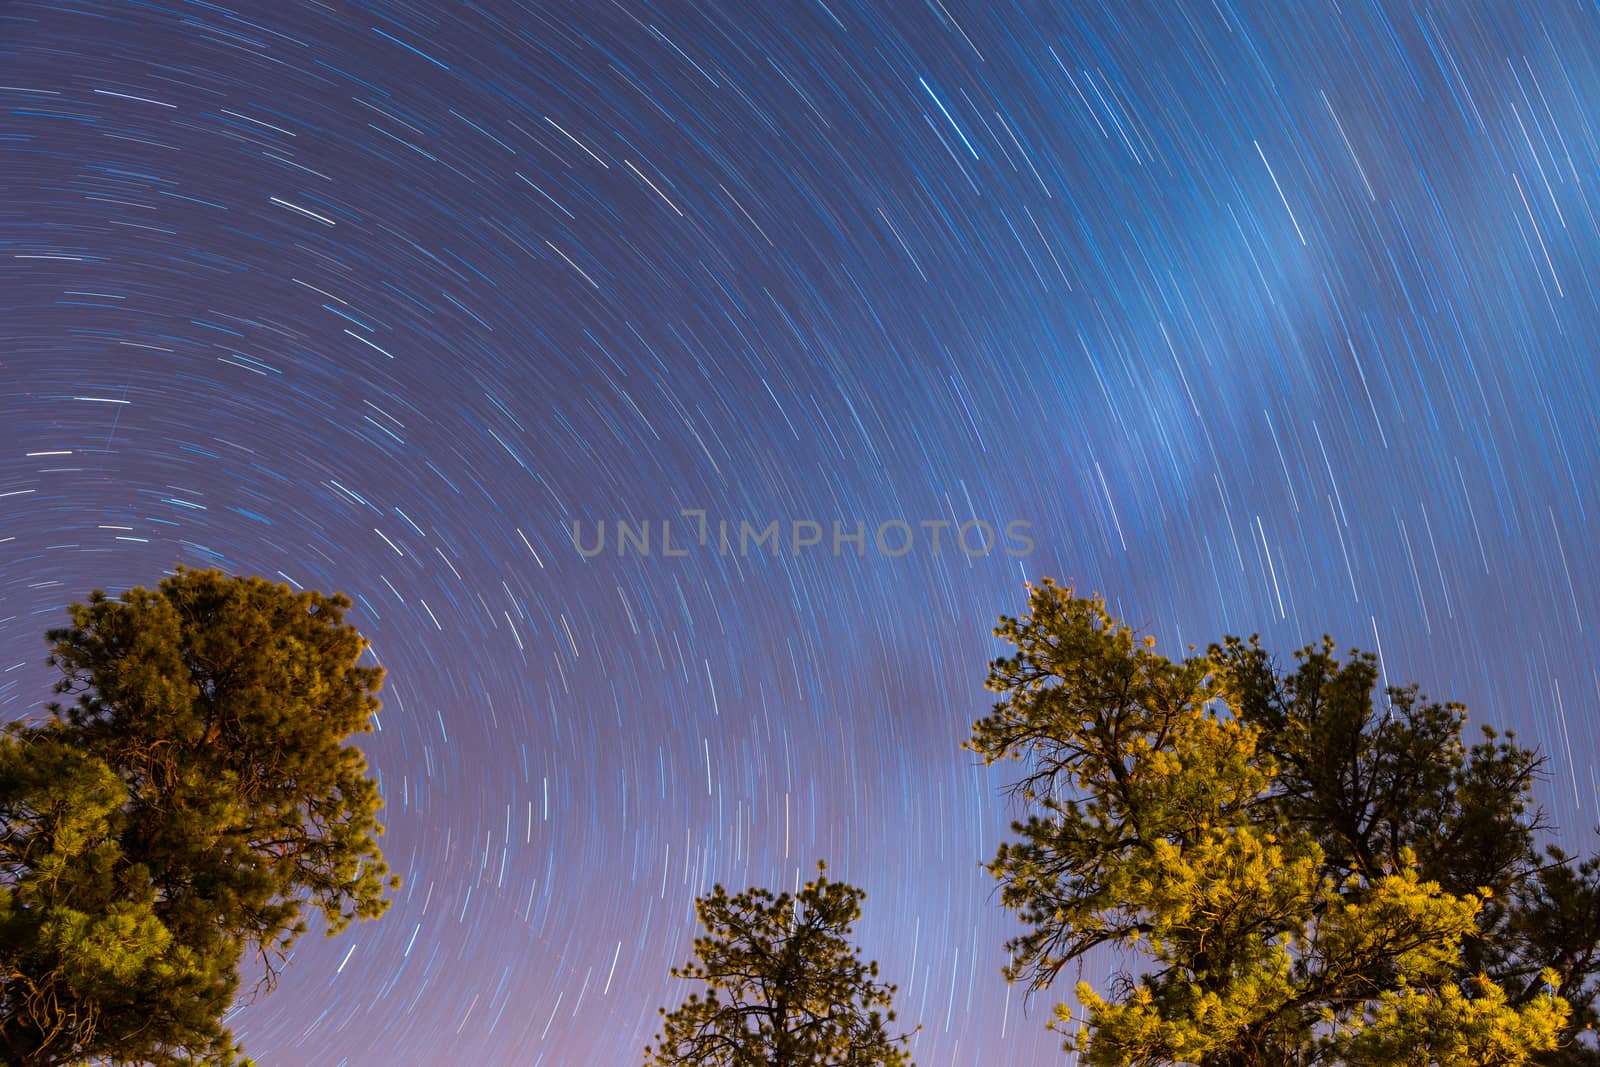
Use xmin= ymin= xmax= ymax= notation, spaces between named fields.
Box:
xmin=4 ymin=1 xmax=1600 ymax=1063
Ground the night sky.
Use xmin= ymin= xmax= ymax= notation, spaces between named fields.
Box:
xmin=4 ymin=1 xmax=1599 ymax=1063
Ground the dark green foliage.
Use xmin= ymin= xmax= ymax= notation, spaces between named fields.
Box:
xmin=968 ymin=580 xmax=1599 ymax=1066
xmin=647 ymin=863 xmax=916 ymax=1066
xmin=0 ymin=569 xmax=397 ymax=1066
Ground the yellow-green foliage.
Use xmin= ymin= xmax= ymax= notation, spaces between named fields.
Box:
xmin=0 ymin=569 xmax=398 ymax=1067
xmin=647 ymin=863 xmax=916 ymax=1066
xmin=969 ymin=580 xmax=1595 ymax=1066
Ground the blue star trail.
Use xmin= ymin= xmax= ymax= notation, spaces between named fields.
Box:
xmin=4 ymin=1 xmax=1599 ymax=1063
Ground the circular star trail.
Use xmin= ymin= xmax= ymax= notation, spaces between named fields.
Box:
xmin=4 ymin=1 xmax=1600 ymax=1063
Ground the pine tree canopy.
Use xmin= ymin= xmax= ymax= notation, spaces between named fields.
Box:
xmin=0 ymin=568 xmax=397 ymax=1067
xmin=647 ymin=862 xmax=917 ymax=1067
xmin=968 ymin=579 xmax=1600 ymax=1067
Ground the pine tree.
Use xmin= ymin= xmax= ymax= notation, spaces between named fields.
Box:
xmin=647 ymin=863 xmax=916 ymax=1066
xmin=0 ymin=568 xmax=397 ymax=1066
xmin=968 ymin=580 xmax=1597 ymax=1066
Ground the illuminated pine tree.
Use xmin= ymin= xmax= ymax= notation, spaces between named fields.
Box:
xmin=969 ymin=580 xmax=1595 ymax=1066
xmin=648 ymin=863 xmax=916 ymax=1066
xmin=0 ymin=568 xmax=397 ymax=1066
